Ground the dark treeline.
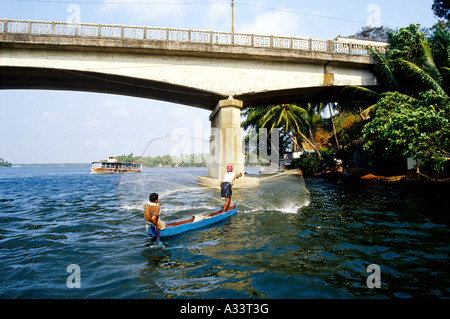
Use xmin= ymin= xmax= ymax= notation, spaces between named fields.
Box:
xmin=116 ymin=153 xmax=208 ymax=167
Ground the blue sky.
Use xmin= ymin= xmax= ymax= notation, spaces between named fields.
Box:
xmin=0 ymin=0 xmax=440 ymax=163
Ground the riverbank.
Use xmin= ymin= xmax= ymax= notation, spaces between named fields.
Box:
xmin=313 ymin=169 xmax=450 ymax=184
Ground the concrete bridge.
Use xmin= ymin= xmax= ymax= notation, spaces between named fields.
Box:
xmin=0 ymin=19 xmax=387 ymax=184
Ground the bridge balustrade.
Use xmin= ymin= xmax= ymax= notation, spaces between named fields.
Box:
xmin=1 ymin=19 xmax=388 ymax=56
xmin=292 ymin=38 xmax=310 ymax=50
xmin=146 ymin=28 xmax=168 ymax=41
xmin=123 ymin=26 xmax=145 ymax=39
xmin=212 ymin=32 xmax=232 ymax=45
xmin=233 ymin=33 xmax=252 ymax=46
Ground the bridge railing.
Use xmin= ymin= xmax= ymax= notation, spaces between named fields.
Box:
xmin=1 ymin=19 xmax=388 ymax=55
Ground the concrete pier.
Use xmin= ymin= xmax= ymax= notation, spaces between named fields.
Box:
xmin=198 ymin=98 xmax=260 ymax=188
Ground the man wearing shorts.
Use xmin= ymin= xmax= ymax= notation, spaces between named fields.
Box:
xmin=220 ymin=165 xmax=242 ymax=213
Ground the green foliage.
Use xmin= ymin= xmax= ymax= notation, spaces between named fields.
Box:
xmin=289 ymin=148 xmax=339 ymax=175
xmin=430 ymin=24 xmax=450 ymax=84
xmin=319 ymin=148 xmax=340 ymax=173
xmin=432 ymin=0 xmax=450 ymax=21
xmin=117 ymin=153 xmax=137 ymax=163
xmin=241 ymin=103 xmax=322 ymax=156
xmin=333 ymin=111 xmax=365 ymax=147
xmin=387 ymin=24 xmax=427 ymax=62
xmin=290 ymin=156 xmax=321 ymax=176
xmin=346 ymin=22 xmax=450 ymax=174
xmin=365 ymin=23 xmax=449 ymax=99
xmin=350 ymin=25 xmax=395 ymax=42
xmin=362 ymin=90 xmax=450 ymax=173
xmin=0 ymin=158 xmax=12 ymax=167
xmin=116 ymin=153 xmax=207 ymax=167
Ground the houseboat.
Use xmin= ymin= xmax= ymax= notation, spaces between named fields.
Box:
xmin=91 ymin=156 xmax=142 ymax=174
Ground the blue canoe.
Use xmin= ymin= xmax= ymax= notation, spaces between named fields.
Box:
xmin=148 ymin=201 xmax=237 ymax=238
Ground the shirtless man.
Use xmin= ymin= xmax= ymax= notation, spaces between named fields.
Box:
xmin=144 ymin=193 xmax=163 ymax=245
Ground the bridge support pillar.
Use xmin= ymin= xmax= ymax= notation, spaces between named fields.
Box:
xmin=208 ymin=98 xmax=245 ymax=180
xmin=198 ymin=97 xmax=259 ymax=188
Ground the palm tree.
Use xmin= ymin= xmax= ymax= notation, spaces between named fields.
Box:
xmin=325 ymin=103 xmax=340 ymax=149
xmin=303 ymin=102 xmax=325 ymax=148
xmin=242 ymin=103 xmax=322 ymax=158
xmin=345 ymin=23 xmax=449 ymax=119
xmin=428 ymin=23 xmax=450 ymax=87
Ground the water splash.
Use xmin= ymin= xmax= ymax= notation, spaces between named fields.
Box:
xmin=245 ymin=169 xmax=311 ymax=214
xmin=275 ymin=202 xmax=309 ymax=214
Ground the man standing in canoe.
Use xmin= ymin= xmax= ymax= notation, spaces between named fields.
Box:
xmin=144 ymin=193 xmax=164 ymax=246
xmin=220 ymin=165 xmax=242 ymax=213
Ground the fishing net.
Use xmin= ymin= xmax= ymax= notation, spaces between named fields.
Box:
xmin=115 ymin=134 xmax=311 ymax=224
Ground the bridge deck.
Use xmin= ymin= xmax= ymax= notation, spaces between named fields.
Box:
xmin=0 ymin=19 xmax=387 ymax=109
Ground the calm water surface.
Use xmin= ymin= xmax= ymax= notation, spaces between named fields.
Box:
xmin=0 ymin=166 xmax=448 ymax=298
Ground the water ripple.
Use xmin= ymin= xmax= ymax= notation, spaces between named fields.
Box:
xmin=0 ymin=167 xmax=449 ymax=298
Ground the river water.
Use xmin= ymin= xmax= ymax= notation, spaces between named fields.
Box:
xmin=0 ymin=166 xmax=448 ymax=298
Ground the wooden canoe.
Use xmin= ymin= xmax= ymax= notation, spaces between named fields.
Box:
xmin=148 ymin=201 xmax=237 ymax=238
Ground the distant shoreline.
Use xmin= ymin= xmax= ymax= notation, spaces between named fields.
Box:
xmin=8 ymin=163 xmax=91 ymax=167
xmin=7 ymin=163 xmax=210 ymax=168
xmin=6 ymin=164 xmax=263 ymax=168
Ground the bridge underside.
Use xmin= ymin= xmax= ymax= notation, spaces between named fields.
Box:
xmin=0 ymin=66 xmax=225 ymax=110
xmin=234 ymin=85 xmax=380 ymax=107
xmin=0 ymin=66 xmax=377 ymax=109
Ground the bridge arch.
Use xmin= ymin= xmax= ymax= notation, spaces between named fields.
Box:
xmin=0 ymin=66 xmax=225 ymax=110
